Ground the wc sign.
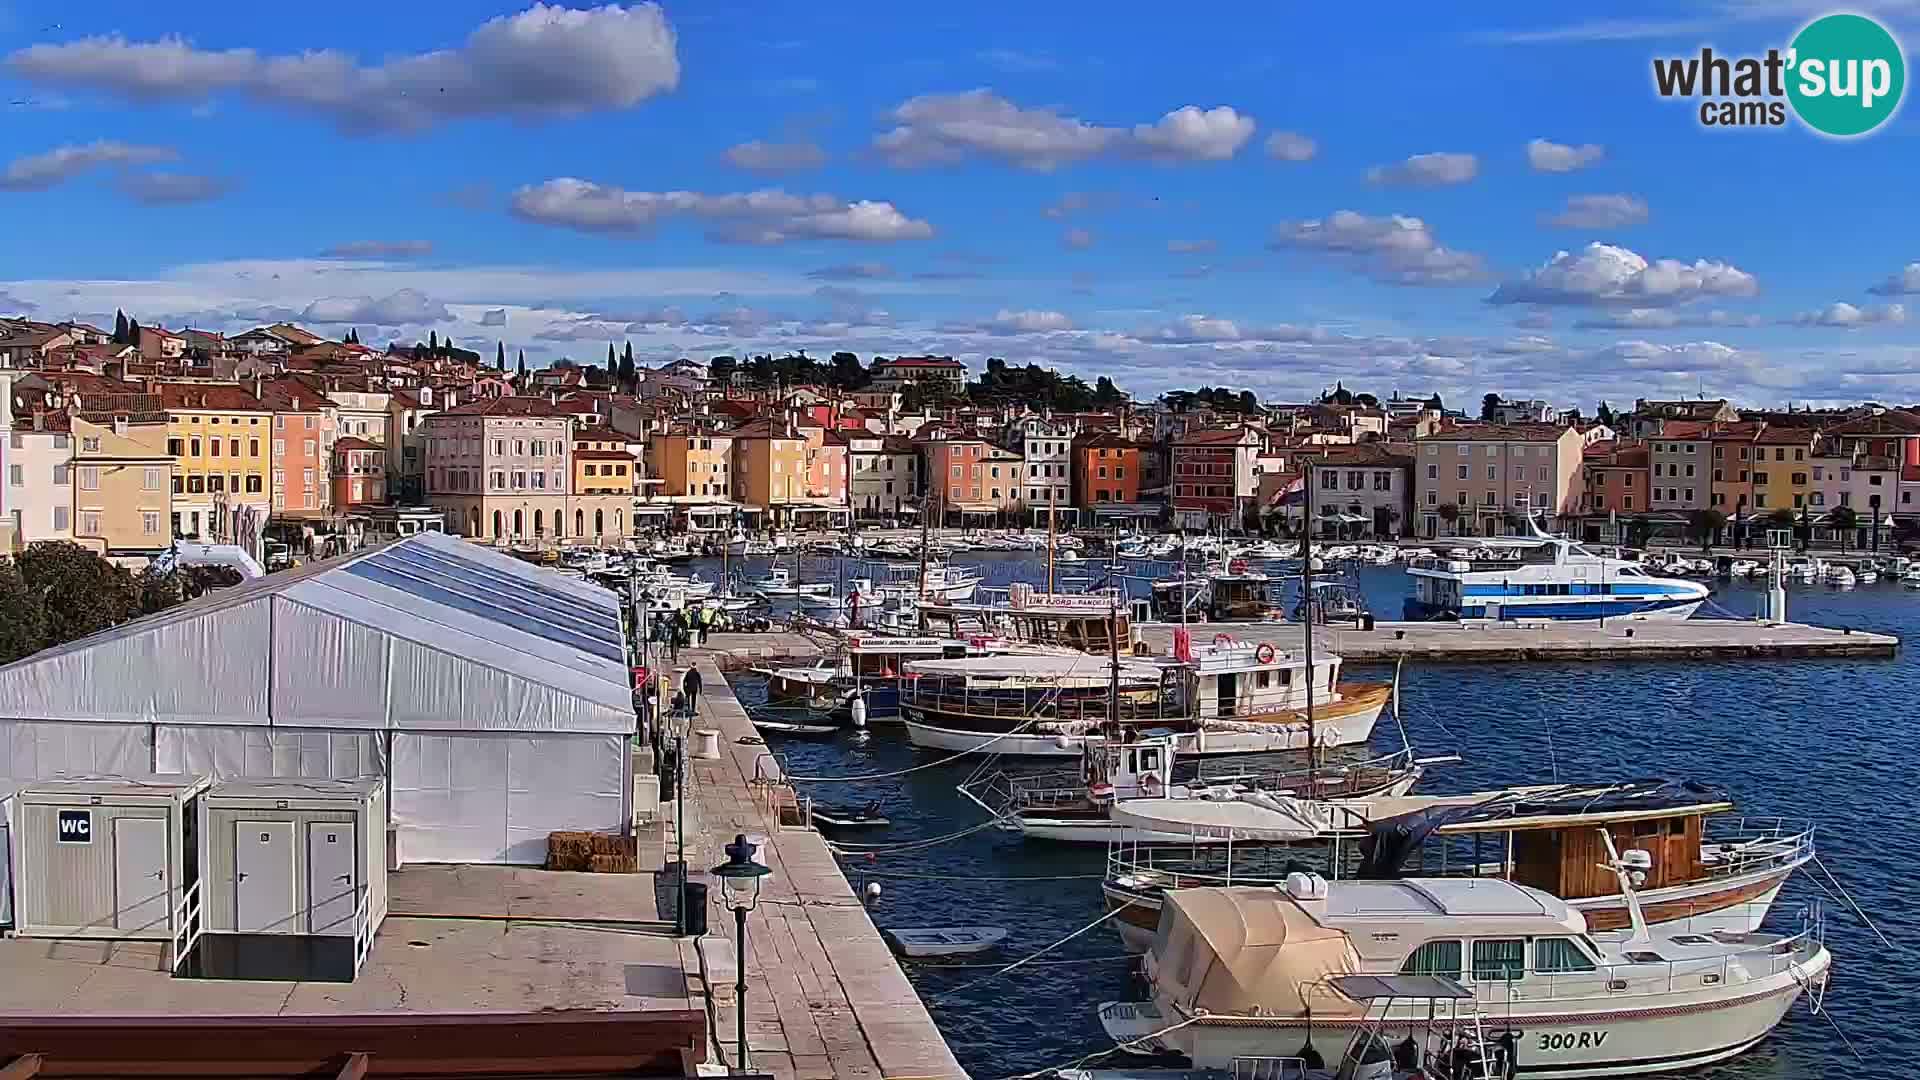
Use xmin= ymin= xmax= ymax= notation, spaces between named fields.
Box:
xmin=57 ymin=809 xmax=92 ymax=844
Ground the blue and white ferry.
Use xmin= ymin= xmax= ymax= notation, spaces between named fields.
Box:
xmin=1404 ymin=524 xmax=1708 ymax=621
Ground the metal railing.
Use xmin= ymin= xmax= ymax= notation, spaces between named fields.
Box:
xmin=169 ymin=879 xmax=204 ymax=973
xmin=352 ymin=890 xmax=377 ymax=975
xmin=1477 ymin=909 xmax=1825 ymax=1006
xmin=1700 ymin=816 xmax=1817 ymax=881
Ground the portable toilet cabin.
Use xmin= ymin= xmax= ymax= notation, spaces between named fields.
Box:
xmin=197 ymin=778 xmax=388 ymax=981
xmin=11 ymin=774 xmax=210 ymax=956
xmin=0 ymin=785 xmax=16 ymax=929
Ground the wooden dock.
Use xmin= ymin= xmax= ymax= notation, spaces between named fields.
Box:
xmin=694 ymin=616 xmax=1897 ymax=668
xmin=675 ymin=655 xmax=967 ymax=1080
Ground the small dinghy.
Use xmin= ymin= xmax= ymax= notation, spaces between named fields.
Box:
xmin=882 ymin=926 xmax=1008 ymax=958
xmin=809 ymin=799 xmax=890 ymax=829
xmin=752 ymin=716 xmax=840 ymax=737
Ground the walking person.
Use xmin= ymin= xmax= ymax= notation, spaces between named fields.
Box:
xmin=682 ymin=665 xmax=703 ymax=718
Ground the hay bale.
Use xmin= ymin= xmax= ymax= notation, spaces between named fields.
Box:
xmin=590 ymin=853 xmax=638 ymax=874
xmin=588 ymin=831 xmax=637 ymax=857
xmin=547 ymin=831 xmax=595 ymax=871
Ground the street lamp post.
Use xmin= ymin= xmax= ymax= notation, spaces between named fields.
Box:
xmin=710 ymin=833 xmax=771 ymax=1074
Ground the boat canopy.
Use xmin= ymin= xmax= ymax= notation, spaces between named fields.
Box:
xmin=1110 ymin=793 xmax=1348 ymax=842
xmin=1327 ymin=973 xmax=1474 ymax=1002
xmin=902 ymin=653 xmax=1161 ymax=687
xmin=1153 ymin=886 xmax=1363 ymax=1020
xmin=1356 ymin=779 xmax=1733 ymax=878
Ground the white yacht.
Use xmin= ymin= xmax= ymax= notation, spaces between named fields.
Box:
xmin=1100 ymin=855 xmax=1830 ymax=1078
xmin=750 ymin=565 xmax=833 ymax=598
xmin=1825 ymin=564 xmax=1857 ymax=587
xmin=1406 ymin=522 xmax=1707 ymax=621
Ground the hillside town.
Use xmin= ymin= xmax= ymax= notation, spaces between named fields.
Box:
xmin=2 ymin=311 xmax=1916 ymax=566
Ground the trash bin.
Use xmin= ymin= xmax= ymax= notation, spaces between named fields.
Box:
xmin=1360 ymin=613 xmax=1376 ymax=631
xmin=682 ymin=881 xmax=709 ymax=936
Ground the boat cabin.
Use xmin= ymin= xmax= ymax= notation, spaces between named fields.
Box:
xmin=1177 ymin=637 xmax=1343 ymax=721
xmin=1205 ymin=573 xmax=1272 ymax=620
xmin=918 ymin=591 xmax=1131 ymax=652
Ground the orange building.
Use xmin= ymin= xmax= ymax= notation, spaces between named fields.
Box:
xmin=1580 ymin=440 xmax=1649 ymax=522
xmin=258 ymin=377 xmax=335 ymax=520
xmin=331 ymin=436 xmax=387 ymax=509
xmin=1073 ymin=432 xmax=1142 ymax=510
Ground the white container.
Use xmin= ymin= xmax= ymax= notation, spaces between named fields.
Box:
xmin=12 ymin=774 xmax=211 ymax=942
xmin=1 ymin=787 xmax=15 ymax=928
xmin=198 ymin=778 xmax=388 ymax=943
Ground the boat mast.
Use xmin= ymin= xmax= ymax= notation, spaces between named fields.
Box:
xmin=1046 ymin=488 xmax=1057 ymax=594
xmin=1301 ymin=459 xmax=1317 ymax=791
xmin=1107 ymin=594 xmax=1120 ymax=736
xmin=917 ymin=490 xmax=935 ymax=604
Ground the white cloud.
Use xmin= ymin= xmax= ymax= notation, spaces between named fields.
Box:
xmin=873 ymin=90 xmax=1255 ymax=170
xmin=1269 ymin=210 xmax=1488 ymax=286
xmin=117 ymin=171 xmax=229 ymax=205
xmin=1788 ymin=301 xmax=1908 ymax=327
xmin=1061 ymin=227 xmax=1095 ymax=250
xmin=1591 ymin=339 xmax=1740 ymax=373
xmin=7 ymin=3 xmax=680 ymax=134
xmin=480 ymin=307 xmax=508 ymax=326
xmin=806 ymin=262 xmax=894 ymax=281
xmin=0 ymin=140 xmax=176 ymax=191
xmin=302 ymin=288 xmax=452 ymax=325
xmin=1169 ymin=239 xmax=1218 ymax=254
xmin=1527 ymin=138 xmax=1605 ymax=173
xmin=1130 ymin=105 xmax=1256 ymax=162
xmin=1543 ymin=193 xmax=1649 ymax=229
xmin=1140 ymin=315 xmax=1326 ymax=345
xmin=722 ymin=139 xmax=827 ymax=174
xmin=1573 ymin=308 xmax=1762 ymax=330
xmin=321 ymin=240 xmax=434 ymax=259
xmin=986 ymin=309 xmax=1074 ymax=333
xmin=509 ymin=179 xmax=935 ymax=244
xmin=1263 ymin=131 xmax=1317 ymax=162
xmin=1488 ymin=243 xmax=1758 ymax=307
xmin=1868 ymin=262 xmax=1920 ymax=296
xmin=1364 ymin=151 xmax=1479 ymax=187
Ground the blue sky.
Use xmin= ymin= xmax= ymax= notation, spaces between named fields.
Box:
xmin=2 ymin=0 xmax=1918 ymax=408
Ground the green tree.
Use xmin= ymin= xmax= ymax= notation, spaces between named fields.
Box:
xmin=1093 ymin=376 xmax=1125 ymax=407
xmin=428 ymin=330 xmax=438 ymax=353
xmin=1828 ymin=505 xmax=1859 ymax=551
xmin=1626 ymin=515 xmax=1655 ymax=550
xmin=134 ymin=566 xmax=183 ymax=614
xmin=709 ymin=355 xmax=737 ymax=383
xmin=1426 ymin=393 xmax=1444 ymax=412
xmin=828 ymin=351 xmax=866 ymax=389
xmin=1237 ymin=390 xmax=1258 ymax=413
xmin=0 ymin=557 xmax=46 ymax=663
xmin=619 ymin=342 xmax=637 ymax=390
xmin=516 ymin=349 xmax=526 ymax=377
xmin=1480 ymin=393 xmax=1502 ymax=421
xmin=496 ymin=340 xmax=506 ymax=370
xmin=126 ymin=317 xmax=142 ymax=349
xmin=1355 ymin=392 xmax=1380 ymax=409
xmin=1596 ymin=400 xmax=1616 ymax=427
xmin=1436 ymin=502 xmax=1460 ymax=535
xmin=1687 ymin=508 xmax=1726 ymax=551
xmin=17 ymin=541 xmax=138 ymax=649
xmin=113 ymin=309 xmax=129 ymax=344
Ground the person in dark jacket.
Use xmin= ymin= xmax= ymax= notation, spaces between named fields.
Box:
xmin=682 ymin=666 xmax=703 ymax=717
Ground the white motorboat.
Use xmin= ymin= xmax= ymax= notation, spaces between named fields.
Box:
xmin=748 ymin=565 xmax=832 ymax=597
xmin=1902 ymin=568 xmax=1920 ymax=588
xmin=1407 ymin=524 xmax=1707 ymax=621
xmin=881 ymin=926 xmax=1007 ymax=958
xmin=1825 ymin=564 xmax=1856 ymax=586
xmin=1100 ymin=839 xmax=1830 ymax=1078
xmin=1233 ymin=540 xmax=1291 ymax=560
xmin=1857 ymin=566 xmax=1880 ymax=583
xmin=1726 ymin=559 xmax=1758 ymax=578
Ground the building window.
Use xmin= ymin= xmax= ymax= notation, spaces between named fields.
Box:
xmin=143 ymin=511 xmax=161 ymax=535
xmin=1455 ymin=464 xmax=1468 ymax=480
xmin=1623 ymin=496 xmax=1633 ymax=510
xmin=78 ymin=466 xmax=98 ymax=490
xmin=53 ymin=506 xmax=69 ymax=532
xmin=210 ymin=439 xmax=221 ymax=458
xmin=53 ymin=464 xmax=69 ymax=486
xmin=80 ymin=511 xmax=100 ymax=536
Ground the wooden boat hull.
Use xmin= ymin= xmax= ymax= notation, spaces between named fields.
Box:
xmin=903 ymin=683 xmax=1388 ymax=758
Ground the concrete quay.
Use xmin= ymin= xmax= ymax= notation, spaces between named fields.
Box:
xmin=672 ymin=649 xmax=967 ymax=1080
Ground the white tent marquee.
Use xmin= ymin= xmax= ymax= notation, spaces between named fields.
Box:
xmin=0 ymin=531 xmax=635 ymax=864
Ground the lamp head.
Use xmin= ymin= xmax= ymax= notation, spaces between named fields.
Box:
xmin=711 ymin=833 xmax=772 ymax=908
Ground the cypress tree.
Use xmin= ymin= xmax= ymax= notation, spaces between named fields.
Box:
xmin=496 ymin=340 xmax=506 ymax=370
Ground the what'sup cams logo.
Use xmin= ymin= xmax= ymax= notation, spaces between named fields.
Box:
xmin=1653 ymin=12 xmax=1906 ymax=136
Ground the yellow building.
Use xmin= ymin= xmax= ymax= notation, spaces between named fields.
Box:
xmin=1751 ymin=424 xmax=1818 ymax=514
xmin=71 ymin=415 xmax=174 ymax=562
xmin=158 ymin=383 xmax=272 ymax=540
xmin=649 ymin=428 xmax=734 ymax=499
xmin=728 ymin=419 xmax=807 ymax=516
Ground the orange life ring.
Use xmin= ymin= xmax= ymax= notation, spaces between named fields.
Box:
xmin=1213 ymin=632 xmax=1235 ymax=647
xmin=1255 ymin=642 xmax=1276 ymax=664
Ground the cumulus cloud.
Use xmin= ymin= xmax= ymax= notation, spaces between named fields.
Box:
xmin=480 ymin=307 xmax=508 ymax=326
xmin=985 ymin=309 xmax=1074 ymax=333
xmin=722 ymin=139 xmax=827 ymax=173
xmin=1788 ymin=301 xmax=1908 ymax=327
xmin=1042 ymin=191 xmax=1100 ymax=219
xmin=1061 ymin=227 xmax=1095 ymax=250
xmin=320 ymin=240 xmax=434 ymax=258
xmin=117 ymin=171 xmax=230 ymax=205
xmin=1573 ymin=308 xmax=1762 ymax=330
xmin=1169 ymin=239 xmax=1218 ymax=254
xmin=1364 ymin=151 xmax=1479 ymax=187
xmin=509 ymin=179 xmax=935 ymax=244
xmin=806 ymin=262 xmax=894 ymax=281
xmin=1867 ymin=263 xmax=1920 ymax=296
xmin=1130 ymin=105 xmax=1256 ymax=161
xmin=1543 ymin=194 xmax=1649 ymax=229
xmin=1527 ymin=138 xmax=1605 ymax=172
xmin=1140 ymin=315 xmax=1326 ymax=345
xmin=1264 ymin=131 xmax=1317 ymax=162
xmin=1591 ymin=339 xmax=1740 ymax=373
xmin=872 ymin=89 xmax=1255 ymax=170
xmin=1487 ymin=243 xmax=1758 ymax=307
xmin=0 ymin=140 xmax=176 ymax=191
xmin=0 ymin=291 xmax=39 ymax=312
xmin=1268 ymin=210 xmax=1487 ymax=286
xmin=7 ymin=3 xmax=680 ymax=134
xmin=301 ymin=288 xmax=452 ymax=325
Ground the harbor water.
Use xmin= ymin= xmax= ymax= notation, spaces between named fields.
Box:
xmin=712 ymin=551 xmax=1916 ymax=1080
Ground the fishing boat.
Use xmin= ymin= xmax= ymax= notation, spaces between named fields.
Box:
xmin=882 ymin=926 xmax=1007 ymax=958
xmin=1148 ymin=564 xmax=1276 ymax=622
xmin=1405 ymin=523 xmax=1708 ymax=621
xmin=751 ymin=565 xmax=834 ymax=598
xmin=807 ymin=799 xmax=890 ymax=829
xmin=961 ymin=732 xmax=1431 ymax=844
xmin=900 ymin=632 xmax=1388 ymax=758
xmin=1099 ymin=778 xmax=1815 ymax=952
xmin=751 ymin=716 xmax=839 ymax=737
xmin=917 ymin=587 xmax=1133 ymax=651
xmin=757 ymin=633 xmax=1061 ymax=720
xmin=1100 ymin=844 xmax=1831 ymax=1078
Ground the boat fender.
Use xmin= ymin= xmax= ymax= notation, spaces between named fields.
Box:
xmin=851 ymin=695 xmax=868 ymax=729
xmin=1254 ymin=642 xmax=1276 ymax=664
xmin=865 ymin=882 xmax=883 ymax=904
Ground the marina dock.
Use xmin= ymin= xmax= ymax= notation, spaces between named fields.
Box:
xmin=678 ymin=652 xmax=968 ymax=1080
xmin=694 ymin=616 xmax=1897 ymax=668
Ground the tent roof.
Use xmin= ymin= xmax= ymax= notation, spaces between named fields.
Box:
xmin=0 ymin=532 xmax=633 ymax=733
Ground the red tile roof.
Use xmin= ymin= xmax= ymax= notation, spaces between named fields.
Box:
xmin=574 ymin=448 xmax=635 ymax=461
xmin=435 ymin=395 xmax=571 ymax=418
xmin=155 ymin=383 xmax=267 ymax=411
xmin=332 ymin=436 xmax=384 ymax=452
xmin=1823 ymin=410 xmax=1920 ymax=437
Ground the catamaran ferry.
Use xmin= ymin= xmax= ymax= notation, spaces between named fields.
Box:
xmin=1405 ymin=530 xmax=1707 ymax=622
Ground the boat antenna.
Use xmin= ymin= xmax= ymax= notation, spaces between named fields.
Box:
xmin=1301 ymin=458 xmax=1317 ymax=790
